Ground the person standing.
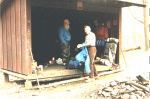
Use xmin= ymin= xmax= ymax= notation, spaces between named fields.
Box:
xmin=77 ymin=25 xmax=98 ymax=82
xmin=94 ymin=19 xmax=108 ymax=58
xmin=58 ymin=19 xmax=71 ymax=65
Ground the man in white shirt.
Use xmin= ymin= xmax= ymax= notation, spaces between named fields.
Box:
xmin=77 ymin=25 xmax=98 ymax=82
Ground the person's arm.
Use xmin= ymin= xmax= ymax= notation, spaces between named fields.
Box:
xmin=105 ymin=27 xmax=108 ymax=39
xmin=77 ymin=43 xmax=91 ymax=48
xmin=59 ymin=27 xmax=66 ymax=44
xmin=77 ymin=34 xmax=94 ymax=48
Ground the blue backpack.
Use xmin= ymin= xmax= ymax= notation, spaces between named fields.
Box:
xmin=66 ymin=59 xmax=78 ymax=69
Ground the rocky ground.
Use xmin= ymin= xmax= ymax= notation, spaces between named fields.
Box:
xmin=0 ymin=65 xmax=149 ymax=99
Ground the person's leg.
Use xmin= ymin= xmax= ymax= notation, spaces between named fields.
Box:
xmin=93 ymin=48 xmax=98 ymax=77
xmin=61 ymin=41 xmax=70 ymax=64
xmin=88 ymin=47 xmax=98 ymax=78
xmin=66 ymin=42 xmax=70 ymax=64
xmin=100 ymin=40 xmax=106 ymax=57
xmin=96 ymin=40 xmax=101 ymax=57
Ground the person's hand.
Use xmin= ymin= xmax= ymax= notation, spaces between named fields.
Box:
xmin=77 ymin=44 xmax=83 ymax=48
xmin=75 ymin=48 xmax=78 ymax=51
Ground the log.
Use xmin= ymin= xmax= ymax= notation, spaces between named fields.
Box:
xmin=127 ymin=82 xmax=149 ymax=92
xmin=136 ymin=75 xmax=149 ymax=85
xmin=131 ymin=85 xmax=143 ymax=91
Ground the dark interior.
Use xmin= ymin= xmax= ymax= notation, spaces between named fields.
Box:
xmin=31 ymin=7 xmax=118 ymax=65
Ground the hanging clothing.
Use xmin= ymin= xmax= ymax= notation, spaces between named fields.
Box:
xmin=95 ymin=26 xmax=108 ymax=40
xmin=75 ymin=43 xmax=91 ymax=74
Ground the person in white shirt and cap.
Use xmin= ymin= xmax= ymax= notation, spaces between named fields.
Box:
xmin=77 ymin=25 xmax=99 ymax=82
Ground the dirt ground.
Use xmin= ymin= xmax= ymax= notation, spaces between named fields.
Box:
xmin=0 ymin=65 xmax=149 ymax=99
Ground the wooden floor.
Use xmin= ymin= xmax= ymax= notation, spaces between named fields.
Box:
xmin=1 ymin=63 xmax=112 ymax=82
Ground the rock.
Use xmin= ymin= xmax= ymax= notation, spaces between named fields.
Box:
xmin=98 ymin=90 xmax=102 ymax=95
xmin=111 ymin=89 xmax=119 ymax=96
xmin=130 ymin=92 xmax=135 ymax=95
xmin=113 ymin=85 xmax=122 ymax=89
xmin=102 ymin=91 xmax=110 ymax=97
xmin=12 ymin=82 xmax=17 ymax=86
xmin=135 ymin=91 xmax=145 ymax=97
xmin=104 ymin=87 xmax=113 ymax=92
xmin=135 ymin=94 xmax=142 ymax=99
xmin=90 ymin=93 xmax=95 ymax=97
xmin=67 ymin=88 xmax=72 ymax=92
xmin=121 ymin=83 xmax=126 ymax=88
xmin=145 ymin=92 xmax=149 ymax=97
xmin=99 ymin=87 xmax=104 ymax=90
xmin=125 ymin=87 xmax=136 ymax=93
xmin=53 ymin=85 xmax=57 ymax=88
xmin=113 ymin=95 xmax=121 ymax=99
xmin=126 ymin=85 xmax=131 ymax=90
xmin=32 ymin=93 xmax=40 ymax=96
xmin=105 ymin=84 xmax=110 ymax=87
xmin=146 ymin=85 xmax=149 ymax=88
xmin=119 ymin=88 xmax=126 ymax=94
xmin=130 ymin=95 xmax=137 ymax=99
xmin=110 ymin=81 xmax=117 ymax=87
xmin=121 ymin=94 xmax=130 ymax=99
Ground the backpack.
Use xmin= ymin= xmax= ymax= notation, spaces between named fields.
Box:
xmin=66 ymin=59 xmax=78 ymax=69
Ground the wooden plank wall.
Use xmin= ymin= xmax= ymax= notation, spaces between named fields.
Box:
xmin=1 ymin=0 xmax=32 ymax=75
xmin=31 ymin=0 xmax=119 ymax=13
xmin=0 ymin=7 xmax=3 ymax=69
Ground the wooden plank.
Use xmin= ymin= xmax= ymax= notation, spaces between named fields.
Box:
xmin=118 ymin=8 xmax=123 ymax=67
xmin=11 ymin=0 xmax=17 ymax=72
xmin=6 ymin=3 xmax=12 ymax=71
xmin=2 ymin=9 xmax=7 ymax=70
xmin=21 ymin=0 xmax=28 ymax=75
xmin=0 ymin=12 xmax=3 ymax=69
xmin=143 ymin=0 xmax=149 ymax=51
xmin=15 ymin=0 xmax=22 ymax=73
xmin=1 ymin=10 xmax=4 ymax=69
xmin=31 ymin=0 xmax=119 ymax=13
xmin=27 ymin=0 xmax=32 ymax=74
xmin=1 ymin=69 xmax=27 ymax=79
xmin=127 ymin=82 xmax=149 ymax=92
xmin=32 ymin=69 xmax=122 ymax=89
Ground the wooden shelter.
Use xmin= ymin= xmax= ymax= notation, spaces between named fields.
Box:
xmin=0 ymin=0 xmax=149 ymax=89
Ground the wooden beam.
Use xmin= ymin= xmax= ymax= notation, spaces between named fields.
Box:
xmin=26 ymin=0 xmax=32 ymax=74
xmin=2 ymin=9 xmax=7 ymax=70
xmin=127 ymin=81 xmax=149 ymax=92
xmin=143 ymin=0 xmax=149 ymax=51
xmin=118 ymin=8 xmax=122 ymax=68
xmin=32 ymin=69 xmax=122 ymax=89
xmin=6 ymin=3 xmax=13 ymax=71
xmin=1 ymin=69 xmax=28 ymax=79
xmin=15 ymin=0 xmax=22 ymax=73
xmin=21 ymin=0 xmax=28 ymax=75
xmin=11 ymin=0 xmax=17 ymax=72
xmin=31 ymin=0 xmax=119 ymax=13
xmin=0 ymin=7 xmax=3 ymax=69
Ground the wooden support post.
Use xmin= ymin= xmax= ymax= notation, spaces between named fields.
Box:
xmin=143 ymin=0 xmax=149 ymax=51
xmin=2 ymin=72 xmax=9 ymax=83
xmin=25 ymin=80 xmax=32 ymax=90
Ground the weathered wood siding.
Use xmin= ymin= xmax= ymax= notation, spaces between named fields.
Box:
xmin=31 ymin=0 xmax=119 ymax=13
xmin=1 ymin=0 xmax=31 ymax=75
xmin=119 ymin=0 xmax=149 ymax=69
xmin=122 ymin=6 xmax=144 ymax=50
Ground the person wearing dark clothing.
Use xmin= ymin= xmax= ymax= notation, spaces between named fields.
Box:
xmin=58 ymin=19 xmax=71 ymax=65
